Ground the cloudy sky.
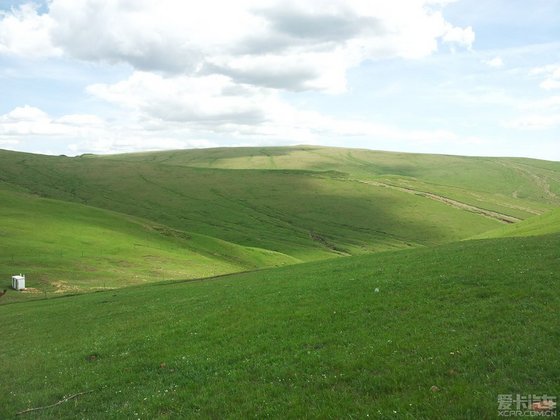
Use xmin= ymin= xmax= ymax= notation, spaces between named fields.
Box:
xmin=0 ymin=0 xmax=559 ymax=160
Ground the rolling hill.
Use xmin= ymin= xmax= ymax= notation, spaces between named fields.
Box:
xmin=1 ymin=146 xmax=559 ymax=295
xmin=473 ymin=208 xmax=560 ymax=239
xmin=100 ymin=145 xmax=560 ymax=219
xmin=0 ymin=145 xmax=558 ymax=417
xmin=0 ymin=183 xmax=296 ymax=303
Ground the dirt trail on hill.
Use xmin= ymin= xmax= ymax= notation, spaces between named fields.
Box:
xmin=356 ymin=179 xmax=520 ymax=224
xmin=506 ymin=162 xmax=557 ymax=200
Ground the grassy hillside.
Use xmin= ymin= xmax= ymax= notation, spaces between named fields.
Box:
xmin=472 ymin=208 xmax=560 ymax=239
xmin=105 ymin=145 xmax=560 ymax=219
xmin=0 ymin=148 xmax=506 ymax=262
xmin=2 ymin=146 xmax=558 ymax=299
xmin=1 ymin=233 xmax=558 ymax=418
xmin=0 ymin=183 xmax=296 ymax=302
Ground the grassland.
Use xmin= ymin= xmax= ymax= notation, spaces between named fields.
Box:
xmin=0 ymin=148 xmax=508 ymax=260
xmin=0 ymin=145 xmax=558 ymax=417
xmin=103 ymin=145 xmax=560 ymax=219
xmin=473 ymin=208 xmax=560 ymax=239
xmin=1 ymin=233 xmax=558 ymax=418
xmin=0 ymin=183 xmax=296 ymax=303
xmin=1 ymin=146 xmax=559 ymax=296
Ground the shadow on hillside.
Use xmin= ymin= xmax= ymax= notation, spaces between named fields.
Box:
xmin=0 ymin=152 xmax=474 ymax=260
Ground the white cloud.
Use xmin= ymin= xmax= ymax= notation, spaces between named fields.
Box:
xmin=0 ymin=1 xmax=485 ymax=157
xmin=1 ymin=96 xmax=468 ymax=155
xmin=85 ymin=70 xmax=463 ymax=145
xmin=0 ymin=105 xmax=63 ymax=135
xmin=1 ymin=0 xmax=475 ymax=93
xmin=441 ymin=23 xmax=475 ymax=49
xmin=55 ymin=114 xmax=105 ymax=127
xmin=0 ymin=4 xmax=60 ymax=57
xmin=530 ymin=64 xmax=560 ymax=90
xmin=1 ymin=105 xmax=50 ymax=122
xmin=0 ymin=105 xmax=218 ymax=154
xmin=87 ymin=72 xmax=273 ymax=124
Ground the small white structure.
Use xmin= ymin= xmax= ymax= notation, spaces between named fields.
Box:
xmin=12 ymin=274 xmax=25 ymax=291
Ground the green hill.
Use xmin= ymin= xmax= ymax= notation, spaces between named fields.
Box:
xmin=0 ymin=145 xmax=558 ymax=417
xmin=0 ymin=183 xmax=296 ymax=303
xmin=101 ymin=145 xmax=560 ymax=219
xmin=0 ymin=148 xmax=509 ymax=260
xmin=1 ymin=233 xmax=558 ymax=418
xmin=1 ymin=146 xmax=559 ymax=295
xmin=472 ymin=208 xmax=560 ymax=239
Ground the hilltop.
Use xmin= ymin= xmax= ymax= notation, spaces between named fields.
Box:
xmin=100 ymin=145 xmax=560 ymax=217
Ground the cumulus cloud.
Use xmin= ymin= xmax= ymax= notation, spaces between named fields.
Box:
xmin=87 ymin=72 xmax=272 ymax=124
xmin=441 ymin=23 xmax=475 ymax=49
xmin=0 ymin=105 xmax=62 ymax=135
xmin=0 ymin=97 xmax=464 ymax=155
xmin=87 ymin=70 xmax=465 ymax=151
xmin=0 ymin=3 xmax=60 ymax=57
xmin=0 ymin=1 xmax=479 ymax=155
xmin=1 ymin=0 xmax=475 ymax=92
xmin=0 ymin=105 xmax=218 ymax=154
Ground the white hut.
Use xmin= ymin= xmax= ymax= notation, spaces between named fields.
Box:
xmin=12 ymin=274 xmax=25 ymax=291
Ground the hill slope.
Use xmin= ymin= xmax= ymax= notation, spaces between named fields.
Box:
xmin=1 ymin=233 xmax=558 ymax=418
xmin=0 ymin=183 xmax=296 ymax=302
xmin=2 ymin=146 xmax=559 ymax=297
xmin=0 ymin=148 xmax=508 ymax=261
xmin=472 ymin=208 xmax=560 ymax=239
xmin=101 ymin=145 xmax=560 ymax=219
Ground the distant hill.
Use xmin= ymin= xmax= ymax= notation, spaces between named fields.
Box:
xmin=99 ymin=145 xmax=560 ymax=218
xmin=1 ymin=146 xmax=559 ymax=294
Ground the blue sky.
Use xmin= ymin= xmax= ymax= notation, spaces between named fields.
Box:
xmin=0 ymin=0 xmax=559 ymax=160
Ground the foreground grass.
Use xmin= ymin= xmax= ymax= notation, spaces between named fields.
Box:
xmin=1 ymin=234 xmax=558 ymax=418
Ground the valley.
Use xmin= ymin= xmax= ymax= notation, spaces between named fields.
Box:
xmin=1 ymin=146 xmax=559 ymax=417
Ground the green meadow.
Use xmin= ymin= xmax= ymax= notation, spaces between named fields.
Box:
xmin=2 ymin=147 xmax=559 ymax=272
xmin=0 ymin=146 xmax=559 ymax=417
xmin=1 ymin=233 xmax=558 ymax=418
xmin=473 ymin=208 xmax=560 ymax=239
xmin=0 ymin=185 xmax=295 ymax=302
xmin=103 ymin=145 xmax=560 ymax=218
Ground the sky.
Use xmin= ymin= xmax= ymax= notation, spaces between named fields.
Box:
xmin=0 ymin=0 xmax=559 ymax=160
